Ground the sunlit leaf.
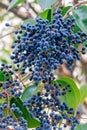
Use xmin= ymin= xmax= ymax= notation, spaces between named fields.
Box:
xmin=73 ymin=6 xmax=87 ymax=34
xmin=54 ymin=77 xmax=80 ymax=111
xmin=80 ymin=84 xmax=87 ymax=103
xmin=75 ymin=123 xmax=87 ymax=130
xmin=21 ymin=85 xmax=41 ymax=102
xmin=39 ymin=9 xmax=52 ymax=22
xmin=10 ymin=97 xmax=41 ymax=128
xmin=8 ymin=0 xmax=25 ymax=10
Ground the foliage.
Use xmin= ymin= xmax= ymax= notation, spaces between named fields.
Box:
xmin=54 ymin=77 xmax=80 ymax=111
xmin=75 ymin=123 xmax=87 ymax=130
xmin=80 ymin=84 xmax=87 ymax=103
xmin=10 ymin=97 xmax=41 ymax=128
xmin=73 ymin=5 xmax=87 ymax=34
xmin=21 ymin=84 xmax=41 ymax=102
xmin=8 ymin=0 xmax=25 ymax=10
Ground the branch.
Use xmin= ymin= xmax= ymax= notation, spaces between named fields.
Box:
xmin=29 ymin=3 xmax=39 ymax=14
xmin=22 ymin=1 xmax=38 ymax=16
xmin=22 ymin=0 xmax=34 ymax=18
xmin=72 ymin=0 xmax=79 ymax=5
xmin=0 ymin=2 xmax=32 ymax=20
xmin=55 ymin=0 xmax=63 ymax=9
xmin=0 ymin=31 xmax=14 ymax=39
xmin=63 ymin=1 xmax=87 ymax=19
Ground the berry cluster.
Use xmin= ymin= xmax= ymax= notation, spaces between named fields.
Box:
xmin=2 ymin=8 xmax=86 ymax=130
xmin=0 ymin=102 xmax=28 ymax=130
xmin=0 ymin=64 xmax=28 ymax=129
xmin=23 ymin=83 xmax=79 ymax=130
xmin=0 ymin=64 xmax=22 ymax=98
xmin=11 ymin=9 xmax=87 ymax=85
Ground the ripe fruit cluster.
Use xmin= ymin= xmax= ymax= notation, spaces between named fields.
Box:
xmin=11 ymin=9 xmax=87 ymax=85
xmin=0 ymin=64 xmax=22 ymax=97
xmin=23 ymin=83 xmax=79 ymax=130
xmin=1 ymin=9 xmax=86 ymax=130
xmin=0 ymin=102 xmax=27 ymax=130
xmin=0 ymin=64 xmax=27 ymax=130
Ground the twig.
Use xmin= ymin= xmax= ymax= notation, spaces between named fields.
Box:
xmin=80 ymin=117 xmax=87 ymax=119
xmin=0 ymin=2 xmax=31 ymax=20
xmin=23 ymin=0 xmax=33 ymax=18
xmin=55 ymin=0 xmax=62 ymax=9
xmin=2 ymin=91 xmax=10 ymax=115
xmin=14 ymin=73 xmax=26 ymax=88
xmin=0 ymin=81 xmax=4 ymax=84
xmin=10 ymin=108 xmax=18 ymax=122
xmin=24 ymin=80 xmax=34 ymax=86
xmin=63 ymin=1 xmax=87 ymax=19
xmin=22 ymin=73 xmax=31 ymax=81
xmin=7 ymin=92 xmax=10 ymax=115
xmin=29 ymin=3 xmax=39 ymax=14
xmin=0 ymin=31 xmax=14 ymax=39
xmin=72 ymin=0 xmax=79 ymax=5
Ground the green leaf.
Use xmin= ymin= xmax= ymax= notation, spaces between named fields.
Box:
xmin=72 ymin=5 xmax=87 ymax=34
xmin=54 ymin=77 xmax=80 ymax=111
xmin=80 ymin=84 xmax=87 ymax=103
xmin=61 ymin=6 xmax=80 ymax=34
xmin=39 ymin=9 xmax=52 ymax=22
xmin=0 ymin=70 xmax=12 ymax=82
xmin=24 ymin=19 xmax=37 ymax=25
xmin=21 ymin=84 xmax=41 ymax=102
xmin=0 ymin=71 xmax=12 ymax=103
xmin=75 ymin=123 xmax=87 ymax=130
xmin=3 ymin=49 xmax=10 ymax=54
xmin=61 ymin=6 xmax=81 ymax=34
xmin=0 ymin=71 xmax=5 ymax=81
xmin=1 ymin=58 xmax=8 ymax=64
xmin=0 ymin=98 xmax=6 ymax=104
xmin=61 ymin=6 xmax=72 ymax=16
xmin=0 ymin=72 xmax=6 ymax=104
xmin=37 ymin=0 xmax=55 ymax=10
xmin=8 ymin=0 xmax=25 ymax=10
xmin=10 ymin=97 xmax=41 ymax=128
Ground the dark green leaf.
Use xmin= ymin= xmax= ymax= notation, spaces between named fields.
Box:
xmin=54 ymin=77 xmax=80 ymax=111
xmin=21 ymin=85 xmax=41 ymax=102
xmin=61 ymin=6 xmax=81 ymax=34
xmin=39 ymin=9 xmax=52 ymax=22
xmin=37 ymin=0 xmax=55 ymax=10
xmin=73 ymin=23 xmax=81 ymax=34
xmin=60 ymin=6 xmax=81 ymax=34
xmin=61 ymin=6 xmax=72 ymax=16
xmin=75 ymin=123 xmax=87 ymax=130
xmin=0 ymin=70 xmax=12 ymax=82
xmin=80 ymin=84 xmax=87 ymax=103
xmin=24 ymin=19 xmax=37 ymax=25
xmin=72 ymin=5 xmax=87 ymax=34
xmin=10 ymin=97 xmax=41 ymax=128
xmin=0 ymin=71 xmax=5 ymax=81
xmin=8 ymin=0 xmax=25 ymax=10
